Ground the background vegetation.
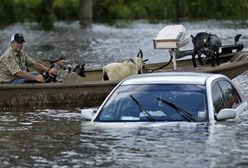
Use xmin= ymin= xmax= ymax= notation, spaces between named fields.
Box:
xmin=0 ymin=0 xmax=248 ymax=27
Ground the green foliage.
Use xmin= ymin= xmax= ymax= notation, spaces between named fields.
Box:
xmin=93 ymin=0 xmax=175 ymax=21
xmin=93 ymin=0 xmax=248 ymax=21
xmin=0 ymin=0 xmax=248 ymax=27
xmin=53 ymin=0 xmax=79 ymax=20
xmin=0 ymin=0 xmax=16 ymax=26
xmin=13 ymin=0 xmax=41 ymax=22
xmin=37 ymin=0 xmax=55 ymax=30
xmin=184 ymin=0 xmax=248 ymax=20
xmin=93 ymin=0 xmax=121 ymax=21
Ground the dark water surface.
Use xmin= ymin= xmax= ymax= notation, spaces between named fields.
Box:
xmin=1 ymin=20 xmax=248 ymax=167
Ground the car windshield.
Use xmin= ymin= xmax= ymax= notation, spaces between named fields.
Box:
xmin=94 ymin=84 xmax=208 ymax=122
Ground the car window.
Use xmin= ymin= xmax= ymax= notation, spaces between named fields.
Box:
xmin=212 ymin=79 xmax=242 ymax=114
xmin=212 ymin=82 xmax=226 ymax=113
xmin=218 ymin=80 xmax=241 ymax=108
xmin=95 ymin=84 xmax=208 ymax=122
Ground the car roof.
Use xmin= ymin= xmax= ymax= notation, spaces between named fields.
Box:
xmin=121 ymin=72 xmax=226 ymax=85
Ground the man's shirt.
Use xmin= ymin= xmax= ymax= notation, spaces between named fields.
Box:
xmin=0 ymin=47 xmax=34 ymax=82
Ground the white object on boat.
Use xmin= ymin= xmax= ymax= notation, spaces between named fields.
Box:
xmin=153 ymin=25 xmax=190 ymax=49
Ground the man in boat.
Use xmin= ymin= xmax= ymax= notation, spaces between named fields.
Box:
xmin=0 ymin=33 xmax=57 ymax=84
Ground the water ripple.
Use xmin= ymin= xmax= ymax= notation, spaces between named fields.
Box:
xmin=1 ymin=20 xmax=248 ymax=167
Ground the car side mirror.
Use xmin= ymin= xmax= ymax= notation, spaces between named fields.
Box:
xmin=81 ymin=108 xmax=97 ymax=121
xmin=216 ymin=108 xmax=236 ymax=120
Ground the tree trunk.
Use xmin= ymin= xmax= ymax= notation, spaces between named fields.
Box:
xmin=176 ymin=0 xmax=184 ymax=23
xmin=79 ymin=0 xmax=93 ymax=27
xmin=40 ymin=0 xmax=54 ymax=30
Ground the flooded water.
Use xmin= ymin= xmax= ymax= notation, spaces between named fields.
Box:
xmin=0 ymin=20 xmax=248 ymax=68
xmin=1 ymin=20 xmax=248 ymax=167
xmin=2 ymin=106 xmax=248 ymax=168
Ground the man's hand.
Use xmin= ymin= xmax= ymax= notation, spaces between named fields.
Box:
xmin=48 ymin=68 xmax=57 ymax=77
xmin=32 ymin=62 xmax=57 ymax=77
xmin=34 ymin=74 xmax=45 ymax=83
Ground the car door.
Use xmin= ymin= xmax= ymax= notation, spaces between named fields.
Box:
xmin=211 ymin=79 xmax=246 ymax=120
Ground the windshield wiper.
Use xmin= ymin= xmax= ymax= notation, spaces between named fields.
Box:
xmin=156 ymin=96 xmax=196 ymax=122
xmin=130 ymin=95 xmax=155 ymax=121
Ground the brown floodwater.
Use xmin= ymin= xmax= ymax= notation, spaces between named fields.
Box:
xmin=1 ymin=20 xmax=248 ymax=167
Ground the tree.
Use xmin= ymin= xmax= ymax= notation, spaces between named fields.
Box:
xmin=39 ymin=0 xmax=55 ymax=30
xmin=176 ymin=0 xmax=184 ymax=22
xmin=79 ymin=0 xmax=93 ymax=27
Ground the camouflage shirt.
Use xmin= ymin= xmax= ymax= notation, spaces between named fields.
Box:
xmin=0 ymin=47 xmax=34 ymax=82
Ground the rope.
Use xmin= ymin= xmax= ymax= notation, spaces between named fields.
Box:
xmin=149 ymin=54 xmax=173 ymax=73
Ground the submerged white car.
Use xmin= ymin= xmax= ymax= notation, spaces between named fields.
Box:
xmin=82 ymin=72 xmax=247 ymax=126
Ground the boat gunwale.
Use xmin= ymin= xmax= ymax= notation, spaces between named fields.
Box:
xmin=0 ymin=80 xmax=119 ymax=89
xmin=0 ymin=55 xmax=247 ymax=89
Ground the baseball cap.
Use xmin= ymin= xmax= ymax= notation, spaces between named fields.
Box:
xmin=11 ymin=33 xmax=25 ymax=43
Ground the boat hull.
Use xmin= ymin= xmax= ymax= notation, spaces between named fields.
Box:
xmin=0 ymin=81 xmax=118 ymax=109
xmin=1 ymin=51 xmax=247 ymax=109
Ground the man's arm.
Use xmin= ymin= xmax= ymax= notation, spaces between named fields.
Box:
xmin=32 ymin=62 xmax=49 ymax=72
xmin=32 ymin=62 xmax=57 ymax=76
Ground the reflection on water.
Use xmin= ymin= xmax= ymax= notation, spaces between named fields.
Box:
xmin=1 ymin=20 xmax=248 ymax=167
